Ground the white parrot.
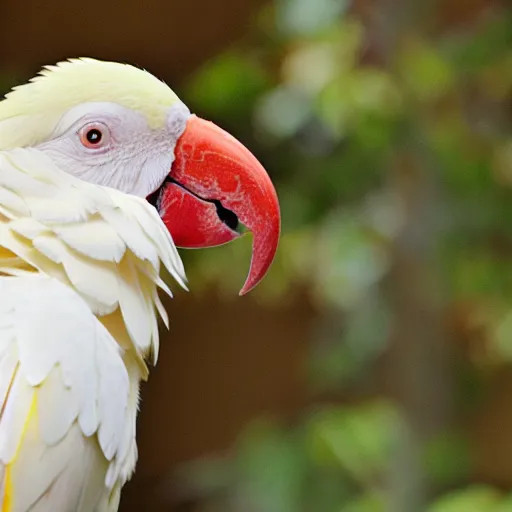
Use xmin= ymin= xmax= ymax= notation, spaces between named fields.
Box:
xmin=0 ymin=58 xmax=280 ymax=511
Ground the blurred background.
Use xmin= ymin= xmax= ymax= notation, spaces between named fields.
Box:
xmin=2 ymin=0 xmax=512 ymax=510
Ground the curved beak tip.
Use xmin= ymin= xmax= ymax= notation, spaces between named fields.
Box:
xmin=239 ymin=219 xmax=281 ymax=296
xmin=156 ymin=115 xmax=281 ymax=295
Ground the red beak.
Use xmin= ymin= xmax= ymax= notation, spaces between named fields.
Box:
xmin=148 ymin=115 xmax=281 ymax=295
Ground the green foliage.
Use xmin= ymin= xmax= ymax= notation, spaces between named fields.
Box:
xmin=398 ymin=39 xmax=456 ymax=102
xmin=233 ymin=421 xmax=308 ymax=512
xmin=305 ymin=402 xmax=399 ymax=480
xmin=185 ymin=51 xmax=270 ymax=121
xmin=179 ymin=0 xmax=512 ymax=508
xmin=275 ymin=0 xmax=350 ymax=38
xmin=181 ymin=404 xmax=396 ymax=511
xmin=428 ymin=486 xmax=505 ymax=512
xmin=423 ymin=431 xmax=470 ymax=485
xmin=309 ymin=293 xmax=390 ymax=390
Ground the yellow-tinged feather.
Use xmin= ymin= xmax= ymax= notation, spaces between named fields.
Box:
xmin=2 ymin=465 xmax=10 ymax=512
xmin=99 ymin=311 xmax=149 ymax=381
xmin=0 ymin=58 xmax=181 ymax=149
xmin=3 ymin=392 xmax=37 ymax=512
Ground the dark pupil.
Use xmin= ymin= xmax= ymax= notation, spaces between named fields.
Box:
xmin=86 ymin=129 xmax=102 ymax=144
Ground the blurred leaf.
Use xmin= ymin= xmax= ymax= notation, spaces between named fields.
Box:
xmin=450 ymin=250 xmax=512 ymax=300
xmin=342 ymin=295 xmax=390 ymax=362
xmin=492 ymin=139 xmax=512 ymax=187
xmin=306 ymin=402 xmax=399 ymax=482
xmin=186 ymin=52 xmax=270 ymax=120
xmin=446 ymin=14 xmax=512 ymax=74
xmin=478 ymin=52 xmax=512 ymax=101
xmin=281 ymin=18 xmax=365 ymax=99
xmin=313 ymin=210 xmax=390 ymax=309
xmin=398 ymin=38 xmax=455 ymax=102
xmin=275 ymin=0 xmax=350 ymax=37
xmin=303 ymin=466 xmax=353 ymax=512
xmin=234 ymin=421 xmax=307 ymax=512
xmin=490 ymin=307 xmax=512 ymax=362
xmin=310 ymin=294 xmax=390 ymax=389
xmin=428 ymin=486 xmax=503 ymax=512
xmin=283 ymin=42 xmax=340 ymax=95
xmin=255 ymin=85 xmax=313 ymax=139
xmin=496 ymin=495 xmax=512 ymax=512
xmin=424 ymin=431 xmax=470 ymax=485
xmin=316 ymin=67 xmax=401 ymax=140
xmin=340 ymin=492 xmax=385 ymax=512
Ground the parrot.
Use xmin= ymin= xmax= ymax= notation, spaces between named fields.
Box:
xmin=0 ymin=58 xmax=280 ymax=511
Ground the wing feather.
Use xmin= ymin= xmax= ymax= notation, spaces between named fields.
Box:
xmin=0 ymin=275 xmax=133 ymax=511
xmin=117 ymin=256 xmax=152 ymax=353
xmin=0 ymin=147 xmax=186 ymax=358
xmin=52 ymin=219 xmax=126 ymax=263
xmin=0 ymin=366 xmax=34 ymax=464
xmin=0 ymin=144 xmax=188 ymax=510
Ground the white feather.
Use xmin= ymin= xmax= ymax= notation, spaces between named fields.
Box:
xmin=0 ymin=188 xmax=29 ymax=217
xmin=53 ymin=220 xmax=126 ymax=263
xmin=0 ymin=146 xmax=187 ymax=511
xmin=0 ymin=276 xmax=131 ymax=509
xmin=0 ymin=364 xmax=34 ymax=463
xmin=9 ymin=218 xmax=48 ymax=239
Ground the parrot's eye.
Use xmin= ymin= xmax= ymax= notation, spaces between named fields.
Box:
xmin=86 ymin=129 xmax=102 ymax=144
xmin=79 ymin=122 xmax=110 ymax=150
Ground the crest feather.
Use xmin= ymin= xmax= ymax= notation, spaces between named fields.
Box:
xmin=0 ymin=58 xmax=181 ymax=149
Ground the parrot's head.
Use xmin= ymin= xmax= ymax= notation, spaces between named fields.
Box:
xmin=0 ymin=58 xmax=280 ymax=294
